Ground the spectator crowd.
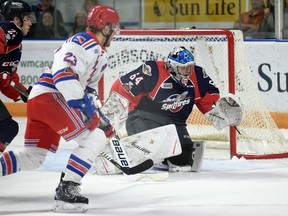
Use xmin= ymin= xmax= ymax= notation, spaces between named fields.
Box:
xmin=233 ymin=0 xmax=288 ymax=39
xmin=1 ymin=0 xmax=287 ymax=40
xmin=25 ymin=0 xmax=98 ymax=39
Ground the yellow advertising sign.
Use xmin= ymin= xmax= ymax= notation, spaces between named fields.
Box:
xmin=144 ymin=0 xmax=247 ymax=22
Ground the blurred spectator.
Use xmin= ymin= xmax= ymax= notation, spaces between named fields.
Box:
xmin=260 ymin=0 xmax=276 ymax=38
xmin=285 ymin=1 xmax=288 ymax=38
xmin=69 ymin=10 xmax=86 ymax=36
xmin=83 ymin=0 xmax=98 ymax=13
xmin=233 ymin=0 xmax=265 ymax=38
xmin=261 ymin=0 xmax=288 ymax=38
xmin=35 ymin=11 xmax=68 ymax=38
xmin=33 ymin=0 xmax=63 ymax=23
xmin=28 ymin=0 xmax=64 ymax=37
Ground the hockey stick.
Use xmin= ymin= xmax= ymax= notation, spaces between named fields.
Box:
xmin=87 ymin=89 xmax=154 ymax=175
xmin=11 ymin=82 xmax=153 ymax=175
xmin=99 ymin=133 xmax=153 ymax=175
xmin=86 ymin=90 xmax=154 ymax=175
xmin=10 ymin=81 xmax=29 ymax=97
xmin=100 ymin=151 xmax=153 ymax=175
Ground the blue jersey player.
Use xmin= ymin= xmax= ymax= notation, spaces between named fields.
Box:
xmin=0 ymin=0 xmax=35 ymax=152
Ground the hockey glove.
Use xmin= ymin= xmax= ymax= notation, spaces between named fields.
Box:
xmin=204 ymin=93 xmax=244 ymax=130
xmin=0 ymin=72 xmax=12 ymax=88
xmin=68 ymin=93 xmax=100 ymax=131
xmin=0 ymin=53 xmax=19 ymax=88
xmin=99 ymin=122 xmax=115 ymax=139
xmin=98 ymin=110 xmax=116 ymax=139
xmin=20 ymin=86 xmax=33 ymax=103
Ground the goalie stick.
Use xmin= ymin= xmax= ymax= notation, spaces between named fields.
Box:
xmin=97 ymin=103 xmax=154 ymax=174
xmin=100 ymin=151 xmax=153 ymax=175
xmin=98 ymin=132 xmax=153 ymax=175
xmin=87 ymin=89 xmax=154 ymax=175
xmin=10 ymin=82 xmax=153 ymax=175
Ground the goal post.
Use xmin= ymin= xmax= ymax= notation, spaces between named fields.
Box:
xmin=98 ymin=29 xmax=288 ymax=160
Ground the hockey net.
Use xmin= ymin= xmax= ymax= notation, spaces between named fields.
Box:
xmin=99 ymin=29 xmax=288 ymax=159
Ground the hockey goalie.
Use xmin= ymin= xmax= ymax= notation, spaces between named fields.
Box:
xmin=94 ymin=46 xmax=244 ymax=174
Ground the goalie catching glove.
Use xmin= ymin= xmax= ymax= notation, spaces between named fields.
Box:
xmin=205 ymin=93 xmax=244 ymax=130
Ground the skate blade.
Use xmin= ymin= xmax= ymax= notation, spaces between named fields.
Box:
xmin=52 ymin=200 xmax=88 ymax=213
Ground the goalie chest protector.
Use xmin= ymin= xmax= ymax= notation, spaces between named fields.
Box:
xmin=117 ymin=60 xmax=219 ymax=123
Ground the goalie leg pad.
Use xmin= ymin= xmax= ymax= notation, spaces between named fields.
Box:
xmin=164 ymin=125 xmax=194 ymax=166
xmin=93 ymin=144 xmax=123 ymax=175
xmin=93 ymin=124 xmax=182 ymax=175
xmin=165 ymin=141 xmax=205 ymax=173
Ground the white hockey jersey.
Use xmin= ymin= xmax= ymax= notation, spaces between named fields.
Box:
xmin=29 ymin=31 xmax=108 ymax=103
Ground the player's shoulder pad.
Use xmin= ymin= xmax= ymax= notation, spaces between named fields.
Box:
xmin=144 ymin=60 xmax=158 ymax=68
xmin=0 ymin=21 xmax=15 ymax=30
xmin=70 ymin=32 xmax=93 ymax=46
xmin=0 ymin=21 xmax=22 ymax=45
xmin=0 ymin=21 xmax=22 ymax=35
xmin=194 ymin=65 xmax=209 ymax=78
xmin=140 ymin=61 xmax=159 ymax=77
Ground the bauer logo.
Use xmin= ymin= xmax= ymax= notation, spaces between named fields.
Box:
xmin=111 ymin=139 xmax=129 ymax=167
xmin=131 ymin=142 xmax=151 ymax=155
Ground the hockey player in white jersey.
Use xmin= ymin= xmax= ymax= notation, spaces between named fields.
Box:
xmin=0 ymin=5 xmax=119 ymax=213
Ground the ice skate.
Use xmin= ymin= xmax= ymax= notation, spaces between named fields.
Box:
xmin=166 ymin=160 xmax=193 ymax=172
xmin=52 ymin=173 xmax=88 ymax=213
xmin=154 ymin=160 xmax=192 ymax=172
xmin=153 ymin=160 xmax=193 ymax=172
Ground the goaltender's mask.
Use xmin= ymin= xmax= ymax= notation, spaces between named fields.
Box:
xmin=166 ymin=46 xmax=195 ymax=87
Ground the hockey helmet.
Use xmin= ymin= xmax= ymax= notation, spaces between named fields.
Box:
xmin=0 ymin=0 xmax=36 ymax=23
xmin=86 ymin=5 xmax=119 ymax=31
xmin=166 ymin=46 xmax=195 ymax=86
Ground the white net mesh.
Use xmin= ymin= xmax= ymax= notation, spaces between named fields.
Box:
xmin=103 ymin=29 xmax=288 ymax=158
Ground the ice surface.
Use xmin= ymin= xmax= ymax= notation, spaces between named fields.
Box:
xmin=1 ymin=117 xmax=288 ymax=216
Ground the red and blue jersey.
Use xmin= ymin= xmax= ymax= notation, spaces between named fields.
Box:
xmin=30 ymin=31 xmax=108 ymax=103
xmin=0 ymin=21 xmax=26 ymax=101
xmin=110 ymin=60 xmax=220 ymax=124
